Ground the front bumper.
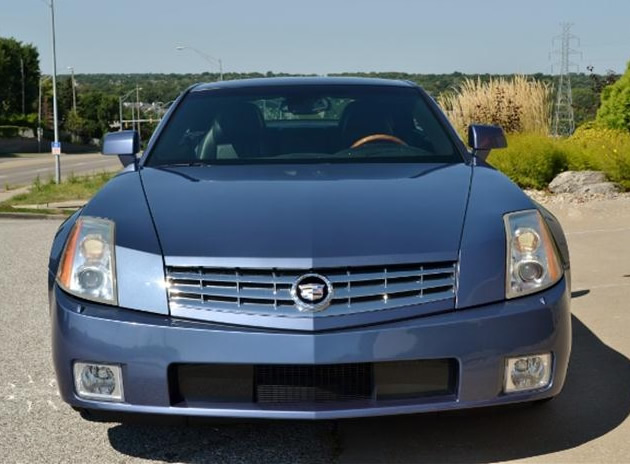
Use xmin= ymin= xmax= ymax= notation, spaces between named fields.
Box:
xmin=51 ymin=277 xmax=571 ymax=420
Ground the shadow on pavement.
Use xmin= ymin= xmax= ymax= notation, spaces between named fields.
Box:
xmin=107 ymin=315 xmax=630 ymax=463
xmin=571 ymin=289 xmax=590 ymax=298
xmin=107 ymin=419 xmax=339 ymax=463
xmin=337 ymin=315 xmax=630 ymax=463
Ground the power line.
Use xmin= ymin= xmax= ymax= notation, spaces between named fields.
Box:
xmin=551 ymin=23 xmax=581 ymax=137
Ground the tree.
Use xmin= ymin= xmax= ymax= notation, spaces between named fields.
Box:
xmin=58 ymin=76 xmax=74 ymax=126
xmin=573 ymin=87 xmax=599 ymax=126
xmin=64 ymin=110 xmax=87 ymax=137
xmin=0 ymin=37 xmax=40 ymax=119
xmin=596 ymin=61 xmax=630 ymax=131
xmin=76 ymin=91 xmax=118 ymax=138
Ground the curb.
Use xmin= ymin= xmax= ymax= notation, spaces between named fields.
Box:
xmin=0 ymin=212 xmax=69 ymax=220
xmin=0 ymin=186 xmax=30 ymax=203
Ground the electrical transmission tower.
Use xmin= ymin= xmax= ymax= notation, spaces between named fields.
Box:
xmin=551 ymin=23 xmax=581 ymax=136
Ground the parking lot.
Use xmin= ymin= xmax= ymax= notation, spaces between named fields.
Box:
xmin=1 ymin=197 xmax=629 ymax=463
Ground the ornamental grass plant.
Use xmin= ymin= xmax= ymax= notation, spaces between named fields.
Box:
xmin=438 ymin=76 xmax=552 ymax=136
xmin=437 ymin=75 xmax=630 ymax=190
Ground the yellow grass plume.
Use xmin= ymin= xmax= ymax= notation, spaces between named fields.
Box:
xmin=438 ymin=76 xmax=552 ymax=136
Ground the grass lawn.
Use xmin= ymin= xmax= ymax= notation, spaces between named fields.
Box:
xmin=0 ymin=171 xmax=115 ymax=214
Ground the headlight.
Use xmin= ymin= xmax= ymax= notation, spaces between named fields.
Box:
xmin=504 ymin=210 xmax=562 ymax=299
xmin=57 ymin=216 xmax=117 ymax=305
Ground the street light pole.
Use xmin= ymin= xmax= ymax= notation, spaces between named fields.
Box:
xmin=47 ymin=0 xmax=61 ymax=184
xmin=176 ymin=45 xmax=224 ymax=81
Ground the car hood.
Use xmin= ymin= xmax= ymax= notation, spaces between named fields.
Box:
xmin=140 ymin=163 xmax=472 ymax=267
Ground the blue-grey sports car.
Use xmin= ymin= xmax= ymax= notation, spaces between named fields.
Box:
xmin=49 ymin=77 xmax=571 ymax=421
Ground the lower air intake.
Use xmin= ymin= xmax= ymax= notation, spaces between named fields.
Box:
xmin=255 ymin=363 xmax=373 ymax=403
xmin=171 ymin=359 xmax=457 ymax=407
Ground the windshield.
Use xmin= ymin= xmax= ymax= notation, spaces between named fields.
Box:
xmin=145 ymin=84 xmax=462 ymax=166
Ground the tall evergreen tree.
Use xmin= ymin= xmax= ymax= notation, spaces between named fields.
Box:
xmin=0 ymin=37 xmax=40 ymax=118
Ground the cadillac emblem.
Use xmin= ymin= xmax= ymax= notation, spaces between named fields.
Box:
xmin=290 ymin=273 xmax=334 ymax=312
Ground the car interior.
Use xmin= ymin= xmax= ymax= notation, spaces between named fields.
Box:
xmin=147 ymin=88 xmax=458 ymax=165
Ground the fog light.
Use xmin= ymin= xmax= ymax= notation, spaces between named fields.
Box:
xmin=504 ymin=353 xmax=552 ymax=393
xmin=73 ymin=362 xmax=124 ymax=402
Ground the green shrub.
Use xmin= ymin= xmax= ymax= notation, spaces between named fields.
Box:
xmin=487 ymin=133 xmax=567 ymax=189
xmin=32 ymin=175 xmax=42 ymax=192
xmin=0 ymin=125 xmax=21 ymax=138
xmin=0 ymin=113 xmax=38 ymax=129
xmin=566 ymin=125 xmax=630 ymax=189
xmin=487 ymin=128 xmax=630 ymax=190
xmin=596 ymin=61 xmax=630 ymax=131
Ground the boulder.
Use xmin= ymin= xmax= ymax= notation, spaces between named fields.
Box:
xmin=549 ymin=171 xmax=609 ymax=194
xmin=574 ymin=182 xmax=621 ymax=195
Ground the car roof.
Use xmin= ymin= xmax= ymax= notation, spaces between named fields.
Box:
xmin=191 ymin=76 xmax=417 ymax=92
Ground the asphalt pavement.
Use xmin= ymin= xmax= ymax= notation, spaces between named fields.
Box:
xmin=0 ymin=153 xmax=121 ymax=189
xmin=0 ymin=197 xmax=629 ymax=463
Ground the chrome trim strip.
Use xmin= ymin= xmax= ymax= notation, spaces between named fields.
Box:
xmin=170 ymin=290 xmax=455 ymax=318
xmin=165 ymin=261 xmax=457 ymax=319
xmin=164 ymin=253 xmax=458 ymax=269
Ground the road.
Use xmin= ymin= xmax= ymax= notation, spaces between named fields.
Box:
xmin=0 ymin=153 xmax=121 ymax=189
xmin=0 ymin=197 xmax=629 ymax=463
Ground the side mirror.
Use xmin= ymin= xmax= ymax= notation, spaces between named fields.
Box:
xmin=102 ymin=130 xmax=139 ymax=167
xmin=467 ymin=124 xmax=507 ymax=161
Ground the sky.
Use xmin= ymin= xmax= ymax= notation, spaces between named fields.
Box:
xmin=1 ymin=0 xmax=628 ymax=76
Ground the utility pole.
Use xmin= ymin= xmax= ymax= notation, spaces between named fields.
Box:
xmin=38 ymin=75 xmax=52 ymax=153
xmin=20 ymin=58 xmax=25 ymax=115
xmin=38 ymin=77 xmax=44 ymax=152
xmin=136 ymin=84 xmax=141 ymax=143
xmin=68 ymin=66 xmax=77 ymax=113
xmin=119 ymin=88 xmax=142 ymax=132
xmin=551 ymin=23 xmax=581 ymax=137
xmin=118 ymin=97 xmax=123 ymax=132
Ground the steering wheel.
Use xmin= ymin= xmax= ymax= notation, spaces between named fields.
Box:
xmin=351 ymin=134 xmax=407 ymax=149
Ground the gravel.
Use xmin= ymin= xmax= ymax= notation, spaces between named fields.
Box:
xmin=525 ymin=189 xmax=630 ymax=205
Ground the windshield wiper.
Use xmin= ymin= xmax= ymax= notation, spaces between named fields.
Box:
xmin=155 ymin=160 xmax=214 ymax=168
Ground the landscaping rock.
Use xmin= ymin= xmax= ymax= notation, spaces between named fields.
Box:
xmin=574 ymin=182 xmax=621 ymax=195
xmin=549 ymin=171 xmax=609 ymax=194
xmin=527 ymin=170 xmax=626 ymax=205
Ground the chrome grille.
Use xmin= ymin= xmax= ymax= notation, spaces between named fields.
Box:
xmin=165 ymin=261 xmax=457 ymax=318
